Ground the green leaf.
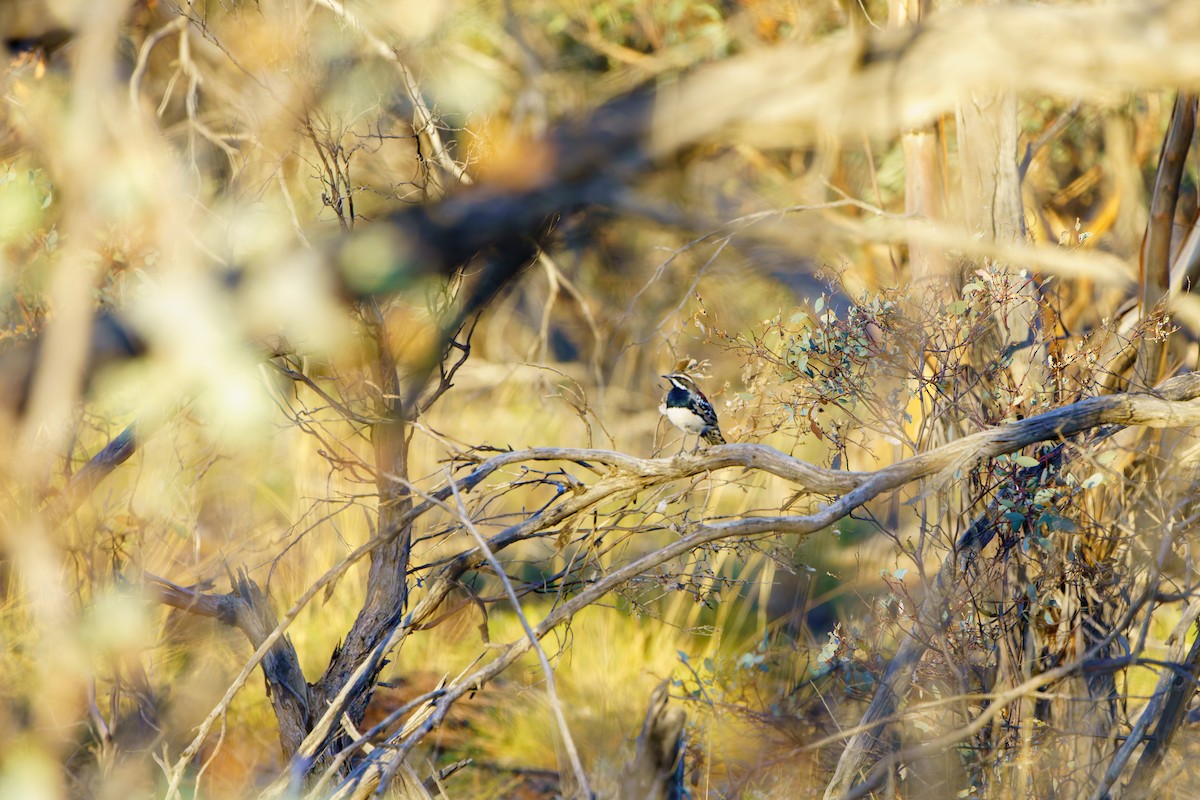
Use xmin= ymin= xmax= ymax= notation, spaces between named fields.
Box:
xmin=1044 ymin=515 xmax=1075 ymax=533
xmin=1014 ymin=455 xmax=1039 ymax=468
xmin=1082 ymin=472 xmax=1105 ymax=489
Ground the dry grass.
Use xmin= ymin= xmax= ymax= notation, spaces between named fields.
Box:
xmin=4 ymin=1 xmax=1200 ymax=798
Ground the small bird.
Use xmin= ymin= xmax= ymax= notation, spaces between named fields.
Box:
xmin=660 ymin=372 xmax=725 ymax=448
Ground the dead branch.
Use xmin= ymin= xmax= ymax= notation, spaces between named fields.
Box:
xmin=9 ymin=4 xmax=1200 ymax=423
xmin=124 ymin=365 xmax=1200 ymax=798
xmin=653 ymin=3 xmax=1200 ymax=151
xmin=834 ymin=605 xmax=1152 ymax=800
xmin=444 ymin=473 xmax=590 ymax=795
xmin=59 ymin=421 xmax=138 ymax=514
xmin=1122 ymin=608 xmax=1200 ymax=797
xmin=1094 ymin=597 xmax=1200 ymax=799
xmin=148 ymin=571 xmax=311 ymax=757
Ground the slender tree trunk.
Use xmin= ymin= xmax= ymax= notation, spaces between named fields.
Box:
xmin=895 ymin=0 xmax=949 ymax=285
xmin=309 ymin=302 xmax=415 ymax=764
xmin=1136 ymin=92 xmax=1196 ymax=389
xmin=957 ymin=88 xmax=1047 ymax=406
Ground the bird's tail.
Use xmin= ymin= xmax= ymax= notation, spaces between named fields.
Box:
xmin=702 ymin=428 xmax=726 ymax=446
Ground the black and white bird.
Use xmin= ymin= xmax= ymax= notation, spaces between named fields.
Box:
xmin=660 ymin=372 xmax=725 ymax=448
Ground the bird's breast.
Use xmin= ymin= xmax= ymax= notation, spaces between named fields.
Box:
xmin=664 ymin=405 xmax=708 ymax=434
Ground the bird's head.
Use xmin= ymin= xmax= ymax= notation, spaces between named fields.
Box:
xmin=662 ymin=372 xmax=699 ymax=392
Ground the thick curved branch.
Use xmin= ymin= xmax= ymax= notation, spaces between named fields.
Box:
xmin=303 ymin=306 xmax=413 ymax=762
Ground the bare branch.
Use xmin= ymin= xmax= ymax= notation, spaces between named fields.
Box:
xmin=59 ymin=421 xmax=138 ymax=513
xmin=148 ymin=572 xmax=311 ymax=757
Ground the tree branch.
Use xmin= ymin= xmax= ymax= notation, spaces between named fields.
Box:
xmin=147 ymin=571 xmax=311 ymax=757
